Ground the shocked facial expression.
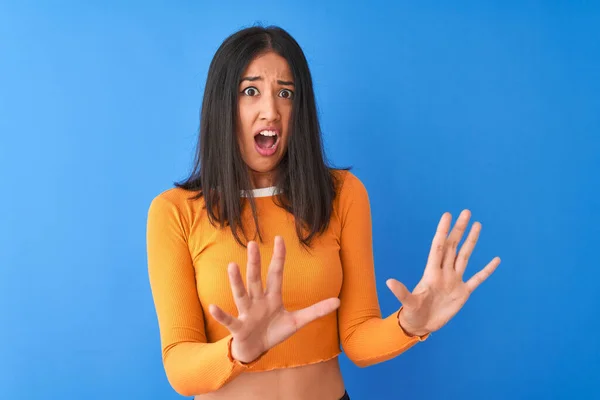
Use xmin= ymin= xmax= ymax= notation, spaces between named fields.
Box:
xmin=236 ymin=51 xmax=294 ymax=188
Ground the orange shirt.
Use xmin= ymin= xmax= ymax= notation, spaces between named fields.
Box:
xmin=146 ymin=170 xmax=429 ymax=396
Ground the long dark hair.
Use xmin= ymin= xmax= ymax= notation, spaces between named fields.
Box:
xmin=175 ymin=24 xmax=350 ymax=248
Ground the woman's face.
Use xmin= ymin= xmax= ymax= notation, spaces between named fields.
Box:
xmin=237 ymin=51 xmax=294 ymax=188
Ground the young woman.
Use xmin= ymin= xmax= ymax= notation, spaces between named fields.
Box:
xmin=146 ymin=25 xmax=501 ymax=400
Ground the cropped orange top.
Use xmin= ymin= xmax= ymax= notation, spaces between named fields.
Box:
xmin=146 ymin=170 xmax=429 ymax=396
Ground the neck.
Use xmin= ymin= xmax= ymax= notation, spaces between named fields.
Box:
xmin=250 ymin=170 xmax=276 ymax=189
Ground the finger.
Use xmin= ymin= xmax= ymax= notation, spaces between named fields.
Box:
xmin=455 ymin=221 xmax=482 ymax=276
xmin=266 ymin=236 xmax=286 ymax=296
xmin=386 ymin=279 xmax=417 ymax=309
xmin=246 ymin=241 xmax=264 ymax=298
xmin=465 ymin=257 xmax=501 ymax=293
xmin=424 ymin=212 xmax=451 ymax=275
xmin=228 ymin=262 xmax=250 ymax=311
xmin=208 ymin=304 xmax=241 ymax=332
xmin=442 ymin=209 xmax=471 ymax=271
xmin=291 ymin=298 xmax=340 ymax=330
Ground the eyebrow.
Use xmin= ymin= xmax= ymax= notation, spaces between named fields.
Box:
xmin=240 ymin=76 xmax=295 ymax=86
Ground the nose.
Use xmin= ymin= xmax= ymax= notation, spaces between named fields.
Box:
xmin=259 ymin=92 xmax=280 ymax=122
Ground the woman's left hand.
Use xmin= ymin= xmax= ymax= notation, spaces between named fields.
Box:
xmin=386 ymin=210 xmax=501 ymax=337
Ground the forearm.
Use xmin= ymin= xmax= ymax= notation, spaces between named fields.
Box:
xmin=340 ymin=310 xmax=428 ymax=368
xmin=163 ymin=336 xmax=258 ymax=396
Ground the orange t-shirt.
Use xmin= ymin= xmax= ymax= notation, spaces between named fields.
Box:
xmin=146 ymin=170 xmax=428 ymax=396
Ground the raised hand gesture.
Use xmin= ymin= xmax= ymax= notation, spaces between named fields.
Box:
xmin=208 ymin=236 xmax=341 ymax=363
xmin=386 ymin=210 xmax=501 ymax=336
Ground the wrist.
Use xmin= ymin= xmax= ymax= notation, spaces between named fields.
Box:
xmin=229 ymin=338 xmax=253 ymax=364
xmin=228 ymin=337 xmax=267 ymax=365
xmin=397 ymin=308 xmax=429 ymax=337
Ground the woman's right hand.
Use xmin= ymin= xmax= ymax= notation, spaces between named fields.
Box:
xmin=208 ymin=236 xmax=341 ymax=364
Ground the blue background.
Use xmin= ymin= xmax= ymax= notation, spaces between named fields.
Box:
xmin=1 ymin=1 xmax=598 ymax=399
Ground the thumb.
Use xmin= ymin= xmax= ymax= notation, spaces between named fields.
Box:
xmin=208 ymin=304 xmax=240 ymax=332
xmin=386 ymin=279 xmax=414 ymax=308
xmin=293 ymin=297 xmax=340 ymax=330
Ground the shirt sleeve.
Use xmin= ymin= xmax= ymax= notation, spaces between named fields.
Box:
xmin=336 ymin=172 xmax=429 ymax=368
xmin=146 ymin=194 xmax=262 ymax=396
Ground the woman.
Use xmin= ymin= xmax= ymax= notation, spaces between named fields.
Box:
xmin=146 ymin=25 xmax=501 ymax=399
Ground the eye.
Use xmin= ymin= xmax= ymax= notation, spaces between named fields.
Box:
xmin=279 ymin=89 xmax=294 ymax=99
xmin=242 ymin=87 xmax=260 ymax=96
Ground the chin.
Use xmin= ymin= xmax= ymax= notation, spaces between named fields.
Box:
xmin=249 ymin=160 xmax=280 ymax=173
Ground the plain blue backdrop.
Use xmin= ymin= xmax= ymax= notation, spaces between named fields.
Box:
xmin=1 ymin=1 xmax=598 ymax=399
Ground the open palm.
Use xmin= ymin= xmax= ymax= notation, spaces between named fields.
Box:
xmin=208 ymin=236 xmax=340 ymax=363
xmin=386 ymin=210 xmax=501 ymax=336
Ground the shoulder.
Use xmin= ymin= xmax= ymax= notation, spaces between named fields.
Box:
xmin=149 ymin=186 xmax=192 ymax=209
xmin=330 ymin=169 xmax=369 ymax=200
xmin=147 ymin=186 xmax=204 ymax=225
xmin=329 ymin=169 xmax=370 ymax=219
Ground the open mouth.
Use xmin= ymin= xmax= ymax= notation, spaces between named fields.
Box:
xmin=254 ymin=129 xmax=280 ymax=150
